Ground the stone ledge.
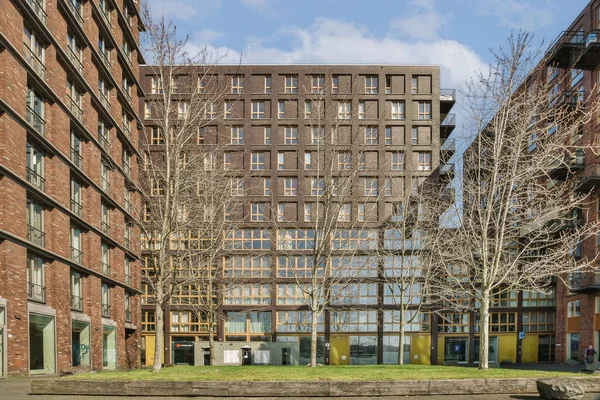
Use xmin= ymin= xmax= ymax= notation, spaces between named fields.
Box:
xmin=30 ymin=376 xmax=600 ymax=397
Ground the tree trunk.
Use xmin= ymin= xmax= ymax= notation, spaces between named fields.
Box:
xmin=479 ymin=291 xmax=490 ymax=370
xmin=398 ymin=327 xmax=405 ymax=365
xmin=208 ymin=313 xmax=215 ymax=366
xmin=152 ymin=301 xmax=164 ymax=372
xmin=310 ymin=311 xmax=319 ymax=367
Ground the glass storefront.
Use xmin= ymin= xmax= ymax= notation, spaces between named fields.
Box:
xmin=29 ymin=313 xmax=56 ymax=374
xmin=568 ymin=333 xmax=580 ymax=361
xmin=278 ymin=335 xmax=324 ymax=365
xmin=350 ymin=336 xmax=377 ymax=365
xmin=382 ymin=335 xmax=411 ymax=364
xmin=473 ymin=336 xmax=498 ymax=365
xmin=443 ymin=337 xmax=468 ymax=364
xmin=171 ymin=338 xmax=195 ymax=365
xmin=102 ymin=325 xmax=117 ymax=369
xmin=72 ymin=320 xmax=90 ymax=368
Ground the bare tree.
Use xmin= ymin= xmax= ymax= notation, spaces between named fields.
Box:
xmin=138 ymin=9 xmax=231 ymax=372
xmin=442 ymin=32 xmax=600 ymax=370
xmin=270 ymin=74 xmax=387 ymax=367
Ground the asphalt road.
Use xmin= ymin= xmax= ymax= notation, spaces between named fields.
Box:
xmin=2 ymin=378 xmax=600 ymax=399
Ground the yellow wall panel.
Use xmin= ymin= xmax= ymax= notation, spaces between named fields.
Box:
xmin=498 ymin=335 xmax=517 ymax=363
xmin=410 ymin=335 xmax=431 ymax=365
xmin=145 ymin=335 xmax=155 ymax=367
xmin=330 ymin=335 xmax=350 ymax=365
xmin=437 ymin=336 xmax=444 ymax=365
xmin=521 ymin=334 xmax=538 ymax=363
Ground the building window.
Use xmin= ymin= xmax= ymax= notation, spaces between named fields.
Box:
xmin=417 ymin=102 xmax=431 ymax=119
xmin=27 ymin=254 xmax=45 ymax=302
xmin=417 ymin=152 xmax=431 ymax=171
xmin=331 ymin=310 xmax=377 ymax=332
xmin=277 ymin=229 xmax=315 ymax=250
xmin=304 ymin=100 xmax=312 ymax=119
xmin=338 ymin=101 xmax=351 ymax=119
xmin=365 ymin=126 xmax=378 ymax=145
xmin=231 ymin=75 xmax=244 ymax=94
xmin=26 ymin=87 xmax=45 ymax=135
xmin=264 ymin=76 xmax=271 ymax=93
xmin=205 ymin=102 xmax=217 ymax=118
xmin=438 ymin=313 xmax=469 ymax=333
xmin=522 ymin=312 xmax=555 ymax=332
xmin=151 ymin=77 xmax=163 ymax=94
xmin=411 ymin=77 xmax=418 ymax=94
xmin=311 ymin=75 xmax=324 ymax=93
xmin=365 ymin=76 xmax=378 ymax=94
xmin=304 ymin=203 xmax=312 ymax=222
xmin=364 ymin=178 xmax=378 ymax=196
xmin=141 ymin=311 xmax=155 ymax=331
xmin=491 ymin=289 xmax=517 ymax=307
xmin=311 ymin=127 xmax=325 ymax=144
xmin=264 ymin=127 xmax=271 ymax=144
xmin=284 ymin=127 xmax=298 ymax=145
xmin=277 ymin=311 xmax=323 ymax=332
xmin=264 ymin=178 xmax=271 ymax=195
xmin=337 ymin=204 xmax=351 ymax=222
xmin=489 ymin=312 xmax=517 ymax=332
xmin=311 ymin=178 xmax=325 ymax=196
xmin=71 ymin=178 xmax=82 ymax=216
xmin=224 ymin=230 xmax=271 ymax=250
xmin=358 ymin=101 xmax=365 ymax=119
xmin=358 ymin=204 xmax=365 ymax=222
xmin=151 ymin=127 xmax=163 ymax=145
xmin=571 ymin=68 xmax=583 ymax=87
xmin=337 ymin=152 xmax=351 ymax=170
xmin=250 ymin=203 xmax=266 ymax=222
xmin=568 ymin=300 xmax=581 ymax=317
xmin=251 ymin=152 xmax=265 ymax=170
xmin=70 ymin=270 xmax=82 ymax=310
xmin=27 ymin=199 xmax=44 ymax=247
xmin=284 ymin=75 xmax=298 ymax=94
xmin=284 ymin=178 xmax=298 ymax=196
xmin=277 ymin=152 xmax=285 ymax=170
xmin=304 ymin=152 xmax=312 ymax=170
xmin=101 ymin=283 xmax=110 ymax=318
xmin=391 ymin=102 xmax=405 ymax=119
xmin=411 ymin=127 xmax=418 ymax=145
xmin=251 ymin=101 xmax=265 ymax=119
xmin=391 ymin=151 xmax=404 ymax=171
xmin=101 ymin=241 xmax=110 ymax=275
xmin=384 ymin=178 xmax=392 ymax=196
xmin=225 ymin=256 xmax=271 ymax=278
xmin=224 ymin=102 xmax=232 ymax=119
xmin=278 ymin=101 xmax=284 ymax=119
xmin=230 ymin=178 xmax=244 ymax=196
xmin=225 ymin=284 xmax=271 ymax=305
xmin=385 ymin=76 xmax=392 ymax=94
xmin=332 ymin=76 xmax=339 ymax=93
xmin=231 ymin=126 xmax=244 ymax=144
xmin=26 ymin=142 xmax=45 ymax=191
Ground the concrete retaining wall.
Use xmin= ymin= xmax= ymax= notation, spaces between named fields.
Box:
xmin=30 ymin=377 xmax=600 ymax=397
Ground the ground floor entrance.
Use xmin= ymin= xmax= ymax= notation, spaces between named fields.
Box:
xmin=29 ymin=313 xmax=56 ymax=375
xmin=172 ymin=340 xmax=195 ymax=365
xmin=102 ymin=325 xmax=117 ymax=369
xmin=72 ymin=320 xmax=90 ymax=368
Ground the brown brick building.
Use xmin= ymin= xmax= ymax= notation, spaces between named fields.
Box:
xmin=139 ymin=65 xmax=458 ymax=366
xmin=0 ymin=0 xmax=144 ymax=376
xmin=544 ymin=0 xmax=600 ymax=363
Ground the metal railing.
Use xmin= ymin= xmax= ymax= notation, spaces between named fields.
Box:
xmin=70 ymin=147 xmax=83 ymax=169
xmin=70 ymin=294 xmax=83 ymax=311
xmin=440 ymin=89 xmax=456 ymax=102
xmin=70 ymin=199 xmax=82 ymax=217
xmin=98 ymin=89 xmax=111 ymax=110
xmin=26 ymin=0 xmax=47 ymax=25
xmin=99 ymin=134 xmax=110 ymax=152
xmin=123 ymin=162 xmax=131 ymax=178
xmin=101 ymin=303 xmax=111 ymax=318
xmin=98 ymin=6 xmax=112 ymax=28
xmin=99 ymin=49 xmax=111 ymax=70
xmin=125 ymin=273 xmax=131 ymax=286
xmin=122 ymin=122 xmax=132 ymax=140
xmin=26 ymin=167 xmax=45 ymax=191
xmin=546 ymin=30 xmax=586 ymax=57
xmin=26 ymin=105 xmax=45 ymax=136
xmin=123 ymin=86 xmax=132 ymax=102
xmin=441 ymin=138 xmax=456 ymax=152
xmin=71 ymin=246 xmax=83 ymax=264
xmin=101 ymin=177 xmax=110 ymax=194
xmin=27 ymin=282 xmax=46 ymax=303
xmin=22 ymin=42 xmax=46 ymax=79
xmin=124 ymin=199 xmax=132 ymax=213
xmin=27 ymin=224 xmax=45 ymax=247
xmin=101 ymin=261 xmax=111 ymax=276
xmin=125 ymin=309 xmax=132 ymax=323
xmin=69 ymin=96 xmax=83 ymax=122
xmin=67 ymin=0 xmax=84 ymax=25
xmin=124 ymin=236 xmax=131 ymax=250
xmin=442 ymin=113 xmax=456 ymax=127
xmin=66 ymin=45 xmax=83 ymax=73
xmin=101 ymin=221 xmax=110 ymax=235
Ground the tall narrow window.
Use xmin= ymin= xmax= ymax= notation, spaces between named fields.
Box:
xmin=26 ymin=142 xmax=44 ymax=191
xmin=27 ymin=255 xmax=45 ymax=302
xmin=27 ymin=199 xmax=44 ymax=247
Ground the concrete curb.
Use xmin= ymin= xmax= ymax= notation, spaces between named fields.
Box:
xmin=29 ymin=376 xmax=600 ymax=397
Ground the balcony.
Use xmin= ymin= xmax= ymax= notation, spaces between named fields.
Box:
xmin=125 ymin=309 xmax=132 ymax=323
xmin=122 ymin=122 xmax=132 ymax=140
xmin=27 ymin=225 xmax=45 ymax=247
xmin=101 ymin=304 xmax=111 ymax=318
xmin=98 ymin=90 xmax=111 ymax=110
xmin=124 ymin=199 xmax=132 ymax=213
xmin=27 ymin=282 xmax=46 ymax=303
xmin=101 ymin=261 xmax=111 ymax=276
xmin=440 ymin=89 xmax=456 ymax=114
xmin=440 ymin=162 xmax=455 ymax=179
xmin=546 ymin=30 xmax=585 ymax=68
xmin=26 ymin=105 xmax=45 ymax=136
xmin=101 ymin=178 xmax=110 ymax=194
xmin=70 ymin=147 xmax=83 ymax=169
xmin=70 ymin=294 xmax=83 ymax=311
xmin=69 ymin=97 xmax=83 ymax=122
xmin=101 ymin=221 xmax=110 ymax=235
xmin=441 ymin=138 xmax=456 ymax=159
xmin=66 ymin=0 xmax=84 ymax=25
xmin=26 ymin=167 xmax=45 ymax=191
xmin=441 ymin=114 xmax=456 ymax=138
xmin=554 ymin=89 xmax=585 ymax=109
xmin=548 ymin=150 xmax=585 ymax=180
xmin=574 ymin=167 xmax=600 ymax=192
xmin=70 ymin=199 xmax=82 ymax=217
xmin=22 ymin=42 xmax=46 ymax=79
xmin=573 ymin=30 xmax=600 ymax=70
xmin=66 ymin=45 xmax=83 ymax=73
xmin=99 ymin=50 xmax=111 ymax=71
xmin=71 ymin=246 xmax=83 ymax=264
xmin=26 ymin=0 xmax=47 ymax=25
xmin=99 ymin=134 xmax=110 ymax=152
xmin=98 ymin=7 xmax=112 ymax=29
xmin=123 ymin=163 xmax=131 ymax=178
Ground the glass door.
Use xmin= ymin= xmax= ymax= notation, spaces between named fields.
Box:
xmin=444 ymin=337 xmax=468 ymax=364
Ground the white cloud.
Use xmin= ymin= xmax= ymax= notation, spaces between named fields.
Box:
xmin=390 ymin=0 xmax=447 ymax=40
xmin=240 ymin=0 xmax=268 ymax=9
xmin=184 ymin=18 xmax=487 ymax=91
xmin=476 ymin=0 xmax=554 ymax=29
xmin=144 ymin=0 xmax=222 ymax=22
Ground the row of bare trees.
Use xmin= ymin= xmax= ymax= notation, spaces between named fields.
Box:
xmin=138 ymin=9 xmax=600 ymax=372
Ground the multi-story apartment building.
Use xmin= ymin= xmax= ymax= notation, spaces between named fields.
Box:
xmin=139 ymin=65 xmax=458 ymax=366
xmin=0 ymin=0 xmax=144 ymax=376
xmin=544 ymin=0 xmax=600 ymax=364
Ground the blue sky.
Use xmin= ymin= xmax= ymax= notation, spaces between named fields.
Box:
xmin=145 ymin=0 xmax=589 ymax=91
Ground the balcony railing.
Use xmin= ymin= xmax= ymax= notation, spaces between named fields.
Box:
xmin=441 ymin=113 xmax=456 ymax=137
xmin=26 ymin=0 xmax=47 ymax=25
xmin=440 ymin=162 xmax=455 ymax=177
xmin=98 ymin=6 xmax=112 ymax=28
xmin=66 ymin=45 xmax=83 ymax=73
xmin=26 ymin=105 xmax=45 ymax=136
xmin=574 ymin=167 xmax=600 ymax=192
xmin=125 ymin=309 xmax=132 ymax=323
xmin=27 ymin=282 xmax=46 ymax=303
xmin=70 ymin=199 xmax=83 ymax=217
xmin=22 ymin=42 xmax=46 ymax=79
xmin=71 ymin=246 xmax=83 ymax=264
xmin=26 ymin=167 xmax=45 ymax=191
xmin=98 ymin=90 xmax=111 ymax=110
xmin=124 ymin=199 xmax=132 ymax=213
xmin=124 ymin=236 xmax=131 ymax=250
xmin=101 ymin=178 xmax=110 ymax=194
xmin=99 ymin=134 xmax=110 ymax=152
xmin=70 ymin=147 xmax=83 ymax=169
xmin=440 ymin=89 xmax=456 ymax=102
xmin=99 ymin=49 xmax=111 ymax=71
xmin=123 ymin=163 xmax=131 ymax=178
xmin=70 ymin=294 xmax=83 ymax=311
xmin=101 ymin=221 xmax=110 ymax=235
xmin=125 ymin=273 xmax=131 ymax=286
xmin=101 ymin=303 xmax=111 ymax=318
xmin=27 ymin=224 xmax=45 ymax=247
xmin=122 ymin=122 xmax=132 ymax=140
xmin=123 ymin=86 xmax=132 ymax=102
xmin=101 ymin=261 xmax=111 ymax=276
xmin=67 ymin=0 xmax=84 ymax=25
xmin=69 ymin=96 xmax=83 ymax=122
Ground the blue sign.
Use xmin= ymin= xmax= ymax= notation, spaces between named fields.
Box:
xmin=453 ymin=344 xmax=461 ymax=353
xmin=519 ymin=332 xmax=525 ymax=340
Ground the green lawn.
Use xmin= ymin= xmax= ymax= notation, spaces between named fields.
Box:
xmin=70 ymin=365 xmax=577 ymax=381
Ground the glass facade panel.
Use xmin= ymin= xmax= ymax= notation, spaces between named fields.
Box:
xmin=29 ymin=313 xmax=56 ymax=374
xmin=102 ymin=325 xmax=117 ymax=369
